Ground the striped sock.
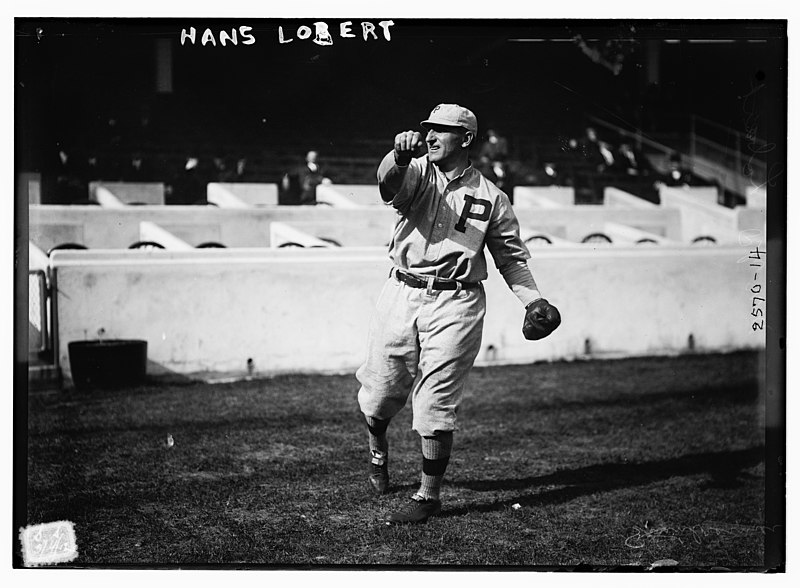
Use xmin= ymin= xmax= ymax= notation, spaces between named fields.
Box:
xmin=418 ymin=432 xmax=453 ymax=501
xmin=365 ymin=416 xmax=389 ymax=456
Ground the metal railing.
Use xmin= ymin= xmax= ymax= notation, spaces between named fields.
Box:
xmin=691 ymin=115 xmax=768 ymax=187
xmin=588 ymin=113 xmax=768 ymax=196
xmin=586 ymin=115 xmax=677 ymax=158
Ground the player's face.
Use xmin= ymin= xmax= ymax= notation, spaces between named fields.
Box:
xmin=425 ymin=125 xmax=468 ymax=169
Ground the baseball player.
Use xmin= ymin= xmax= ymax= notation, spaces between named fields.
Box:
xmin=357 ymin=104 xmax=561 ymax=525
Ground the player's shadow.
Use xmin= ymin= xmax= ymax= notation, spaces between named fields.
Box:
xmin=437 ymin=446 xmax=764 ymax=518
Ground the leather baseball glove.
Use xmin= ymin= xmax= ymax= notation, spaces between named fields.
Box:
xmin=522 ymin=298 xmax=561 ymax=341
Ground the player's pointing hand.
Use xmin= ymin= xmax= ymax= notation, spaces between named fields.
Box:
xmin=394 ymin=130 xmax=422 ymax=165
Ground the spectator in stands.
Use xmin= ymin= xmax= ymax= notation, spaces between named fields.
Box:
xmin=605 ymin=142 xmax=662 ymax=204
xmin=100 ymin=112 xmax=125 ymax=157
xmin=212 ymin=156 xmax=235 ymax=183
xmin=478 ymin=158 xmax=513 ymax=196
xmin=85 ymin=150 xmax=116 ymax=183
xmin=279 ymin=149 xmax=332 ymax=205
xmin=477 ymin=129 xmax=513 ymax=198
xmin=478 ymin=128 xmax=509 ymax=163
xmin=539 ymin=161 xmax=568 ymax=186
xmin=580 ymin=126 xmax=615 ymax=173
xmin=612 ymin=142 xmax=660 ymax=185
xmin=120 ymin=151 xmax=158 ymax=183
xmin=210 ymin=155 xmax=254 ymax=183
xmin=50 ymin=143 xmax=89 ymax=204
xmin=129 ymin=103 xmax=156 ymax=151
xmin=613 ymin=142 xmax=646 ymax=177
xmin=663 ymin=151 xmax=709 ymax=187
xmin=562 ymin=127 xmax=609 ymax=203
xmin=167 ymin=156 xmax=206 ymax=204
xmin=234 ymin=157 xmax=251 ymax=182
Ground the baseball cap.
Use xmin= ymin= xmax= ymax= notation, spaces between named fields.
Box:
xmin=420 ymin=104 xmax=478 ymax=134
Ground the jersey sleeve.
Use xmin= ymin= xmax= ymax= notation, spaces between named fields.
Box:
xmin=377 ymin=151 xmax=425 ymax=212
xmin=485 ymin=190 xmax=542 ymax=307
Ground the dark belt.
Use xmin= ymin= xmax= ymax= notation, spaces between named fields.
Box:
xmin=393 ymin=269 xmax=479 ymax=291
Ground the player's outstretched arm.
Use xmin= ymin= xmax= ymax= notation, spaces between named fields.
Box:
xmin=393 ymin=130 xmax=423 ymax=166
xmin=378 ymin=130 xmax=424 ymax=204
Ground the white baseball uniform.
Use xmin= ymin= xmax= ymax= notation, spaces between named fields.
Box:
xmin=357 ymin=150 xmax=541 ymax=436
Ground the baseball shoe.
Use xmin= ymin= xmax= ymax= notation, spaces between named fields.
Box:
xmin=368 ymin=449 xmax=389 ymax=495
xmin=384 ymin=493 xmax=441 ymax=525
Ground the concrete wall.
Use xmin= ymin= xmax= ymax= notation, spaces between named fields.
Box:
xmin=326 ymin=184 xmax=382 ymax=206
xmin=32 ymin=193 xmax=765 ymax=252
xmin=50 ymin=245 xmax=765 ymax=383
xmin=603 ymin=187 xmax=658 ymax=209
xmin=481 ymin=245 xmax=766 ymax=365
xmin=50 ymin=248 xmax=389 ymax=381
xmin=29 ymin=205 xmax=398 ymax=251
xmin=513 ymin=186 xmax=575 ymax=208
xmin=658 ymin=186 xmax=766 ymax=243
xmin=602 ymin=222 xmax=678 ymax=245
xmin=672 ymin=186 xmax=720 ymax=206
xmin=736 ymin=207 xmax=767 ymax=236
xmin=513 ymin=206 xmax=682 ymax=242
xmin=746 ymin=185 xmax=767 ymax=211
xmin=207 ymin=183 xmax=279 ymax=207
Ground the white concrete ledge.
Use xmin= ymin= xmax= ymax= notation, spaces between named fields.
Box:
xmin=29 ymin=241 xmax=50 ymax=270
xmin=94 ymin=186 xmax=126 ymax=208
xmin=603 ymin=222 xmax=680 ymax=245
xmin=207 ymin=183 xmax=278 ymax=207
xmin=269 ymin=221 xmax=335 ymax=248
xmin=90 ymin=181 xmax=165 ymax=205
xmin=316 ymin=184 xmax=361 ymax=208
xmin=513 ymin=186 xmax=575 ymax=208
xmin=604 ymin=187 xmax=658 ymax=209
xmin=207 ymin=184 xmax=251 ymax=208
xmin=138 ymin=221 xmax=193 ymax=250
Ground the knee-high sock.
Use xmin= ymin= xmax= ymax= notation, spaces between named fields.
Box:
xmin=365 ymin=416 xmax=389 ymax=456
xmin=418 ymin=432 xmax=453 ymax=501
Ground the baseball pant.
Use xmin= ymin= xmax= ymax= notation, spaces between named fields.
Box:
xmin=357 ymin=274 xmax=486 ymax=437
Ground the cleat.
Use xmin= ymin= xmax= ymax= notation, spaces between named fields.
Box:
xmin=368 ymin=450 xmax=389 ymax=495
xmin=384 ymin=494 xmax=441 ymax=525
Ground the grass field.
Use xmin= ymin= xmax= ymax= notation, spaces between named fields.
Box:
xmin=24 ymin=351 xmax=770 ymax=569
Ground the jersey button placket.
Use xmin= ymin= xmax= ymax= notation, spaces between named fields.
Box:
xmin=430 ymin=186 xmax=451 ymax=261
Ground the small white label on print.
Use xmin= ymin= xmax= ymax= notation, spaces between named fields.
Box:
xmin=20 ymin=520 xmax=78 ymax=566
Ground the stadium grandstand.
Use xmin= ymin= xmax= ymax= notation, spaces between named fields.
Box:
xmin=17 ymin=19 xmax=781 ymax=388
